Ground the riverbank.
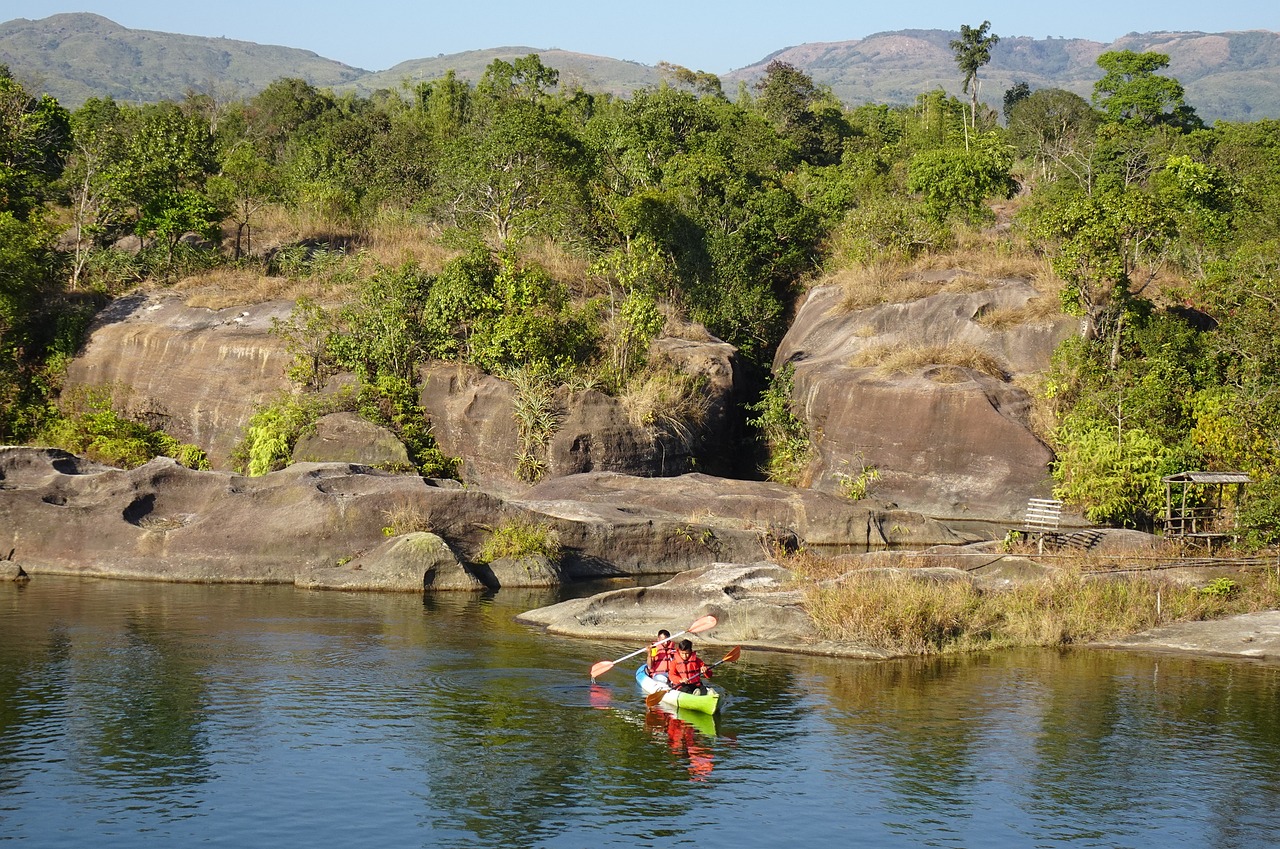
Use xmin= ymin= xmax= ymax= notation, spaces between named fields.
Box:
xmin=516 ymin=559 xmax=1280 ymax=665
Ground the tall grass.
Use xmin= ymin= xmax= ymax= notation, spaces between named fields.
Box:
xmin=849 ymin=341 xmax=1008 ymax=380
xmin=792 ymin=552 xmax=1280 ymax=656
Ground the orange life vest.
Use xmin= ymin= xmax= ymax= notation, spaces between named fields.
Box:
xmin=667 ymin=650 xmax=710 ymax=687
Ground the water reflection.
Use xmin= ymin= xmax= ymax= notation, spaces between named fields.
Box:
xmin=644 ymin=706 xmax=725 ymax=781
xmin=4 ymin=577 xmax=1280 ymax=849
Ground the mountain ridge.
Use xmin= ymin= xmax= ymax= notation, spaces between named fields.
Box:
xmin=2 ymin=13 xmax=1277 ymax=122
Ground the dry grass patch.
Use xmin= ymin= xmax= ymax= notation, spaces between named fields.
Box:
xmin=358 ymin=216 xmax=460 ymax=272
xmin=381 ymin=502 xmax=431 ymax=536
xmin=836 ymin=263 xmax=945 ymax=310
xmin=849 ymin=341 xmax=1008 ymax=380
xmin=173 ymin=265 xmax=361 ymax=309
xmin=522 ymin=238 xmax=591 ymax=287
xmin=620 ymin=364 xmax=710 ymax=445
xmin=975 ymin=296 xmax=1064 ymax=330
xmin=787 ymin=550 xmax=1280 ymax=655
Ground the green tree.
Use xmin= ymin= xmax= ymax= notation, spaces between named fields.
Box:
xmin=436 ymin=94 xmax=587 ymax=245
xmin=0 ymin=69 xmax=72 ymax=221
xmin=1006 ymin=88 xmax=1100 ymax=182
xmin=111 ymin=102 xmax=223 ymax=262
xmin=1092 ymin=51 xmax=1201 ymax=130
xmin=949 ymin=21 xmax=1000 ymax=146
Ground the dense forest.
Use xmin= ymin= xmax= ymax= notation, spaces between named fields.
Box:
xmin=2 ymin=32 xmax=1279 ymax=545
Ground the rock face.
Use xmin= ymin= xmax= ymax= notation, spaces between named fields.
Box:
xmin=292 ymin=412 xmax=411 ymax=468
xmin=0 ymin=447 xmax=958 ymax=588
xmin=63 ymin=292 xmax=296 ymax=469
xmin=419 ymin=336 xmax=741 ymax=496
xmin=518 ymin=562 xmax=883 ymax=657
xmin=775 ymin=280 xmax=1078 ymax=521
xmin=0 ymin=447 xmax=505 ymax=586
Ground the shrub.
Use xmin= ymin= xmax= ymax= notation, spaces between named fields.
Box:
xmin=746 ymin=363 xmax=812 ymax=485
xmin=476 ymin=519 xmax=562 ymax=564
xmin=42 ymin=386 xmax=209 ymax=470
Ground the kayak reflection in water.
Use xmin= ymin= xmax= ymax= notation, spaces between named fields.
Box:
xmin=646 ymin=709 xmax=715 ymax=781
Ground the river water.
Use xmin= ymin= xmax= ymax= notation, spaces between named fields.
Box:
xmin=3 ymin=576 xmax=1280 ymax=848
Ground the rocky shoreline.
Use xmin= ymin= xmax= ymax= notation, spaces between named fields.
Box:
xmin=4 ymin=442 xmax=1276 ymax=665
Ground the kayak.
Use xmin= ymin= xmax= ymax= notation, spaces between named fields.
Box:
xmin=635 ymin=665 xmax=721 ymax=715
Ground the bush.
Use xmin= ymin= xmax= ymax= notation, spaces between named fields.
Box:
xmin=476 ymin=519 xmax=562 ymax=564
xmin=746 ymin=363 xmax=812 ymax=485
xmin=42 ymin=386 xmax=209 ymax=470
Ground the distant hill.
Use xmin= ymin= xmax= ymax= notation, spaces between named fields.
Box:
xmin=727 ymin=29 xmax=1280 ymax=123
xmin=2 ymin=13 xmax=1278 ymax=123
xmin=357 ymin=47 xmax=663 ymax=97
xmin=0 ymin=13 xmax=366 ymax=105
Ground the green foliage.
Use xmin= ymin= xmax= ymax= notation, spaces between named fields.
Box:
xmin=507 ymin=366 xmax=559 ymax=483
xmin=476 ymin=519 xmax=563 ymax=564
xmin=1051 ymin=418 xmax=1175 ymax=527
xmin=907 ymin=133 xmax=1015 ymax=224
xmin=1197 ymin=577 xmax=1239 ymax=598
xmin=329 ymin=262 xmax=430 ymax=381
xmin=746 ymin=363 xmax=811 ymax=485
xmin=234 ymin=393 xmax=332 ymax=476
xmin=835 ymin=457 xmax=880 ymax=501
xmin=1236 ymin=477 xmax=1280 ymax=551
xmin=354 ymin=374 xmax=459 ymax=479
xmin=272 ymin=296 xmax=338 ymax=390
xmin=42 ymin=386 xmax=209 ymax=470
xmin=1093 ymin=51 xmax=1201 ymax=130
xmin=949 ymin=21 xmax=1000 ymax=135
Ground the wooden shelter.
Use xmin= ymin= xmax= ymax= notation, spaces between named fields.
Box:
xmin=1162 ymin=471 xmax=1251 ymax=545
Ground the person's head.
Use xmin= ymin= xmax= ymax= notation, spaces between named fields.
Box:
xmin=678 ymin=639 xmax=693 ymax=653
xmin=658 ymin=629 xmax=670 ymax=640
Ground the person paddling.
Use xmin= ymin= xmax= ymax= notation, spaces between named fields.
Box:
xmin=647 ymin=629 xmax=675 ymax=680
xmin=667 ymin=639 xmax=712 ymax=694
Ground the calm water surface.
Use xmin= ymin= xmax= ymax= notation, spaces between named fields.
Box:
xmin=3 ymin=577 xmax=1280 ymax=848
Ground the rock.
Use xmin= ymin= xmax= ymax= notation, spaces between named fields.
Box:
xmin=775 ymin=280 xmax=1078 ymax=522
xmin=1 ymin=562 xmax=28 ymax=581
xmin=0 ymin=446 xmax=507 ymax=584
xmin=62 ymin=292 xmax=296 ymax=469
xmin=417 ymin=363 xmax=521 ymax=492
xmin=418 ymin=338 xmax=742 ymax=495
xmin=472 ymin=554 xmax=565 ymax=588
xmin=517 ymin=562 xmax=851 ymax=654
xmin=519 ymin=471 xmax=966 ymax=557
xmin=298 ymin=532 xmax=484 ymax=592
xmin=293 ymin=412 xmax=412 ymax=469
xmin=2 ymin=447 xmax=955 ymax=584
xmin=1093 ymin=610 xmax=1280 ymax=661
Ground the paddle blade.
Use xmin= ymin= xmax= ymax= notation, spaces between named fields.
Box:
xmin=722 ymin=645 xmax=741 ymax=663
xmin=589 ymin=660 xmax=614 ymax=680
xmin=688 ymin=614 xmax=718 ymax=634
xmin=645 ymin=689 xmax=668 ymax=709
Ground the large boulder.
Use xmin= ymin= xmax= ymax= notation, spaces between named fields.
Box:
xmin=517 ymin=562 xmax=884 ymax=657
xmin=63 ymin=292 xmax=296 ymax=469
xmin=775 ymin=279 xmax=1078 ymax=522
xmin=517 ymin=470 xmax=967 ymax=578
xmin=298 ymin=532 xmax=485 ymax=592
xmin=292 ymin=412 xmax=412 ymax=469
xmin=0 ymin=447 xmax=507 ymax=583
xmin=418 ymin=336 xmax=742 ymax=495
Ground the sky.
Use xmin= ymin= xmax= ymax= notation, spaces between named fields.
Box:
xmin=5 ymin=1 xmax=1278 ymax=73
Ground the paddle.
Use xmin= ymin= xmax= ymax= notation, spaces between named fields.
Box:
xmin=589 ymin=614 xmax=717 ymax=680
xmin=645 ymin=646 xmax=741 ymax=708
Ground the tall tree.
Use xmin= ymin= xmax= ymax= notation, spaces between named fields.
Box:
xmin=1092 ymin=50 xmax=1200 ymax=130
xmin=949 ymin=21 xmax=1000 ymax=147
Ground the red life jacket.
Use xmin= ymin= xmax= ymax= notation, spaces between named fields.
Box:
xmin=668 ymin=650 xmax=709 ymax=687
xmin=648 ymin=643 xmax=675 ymax=674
